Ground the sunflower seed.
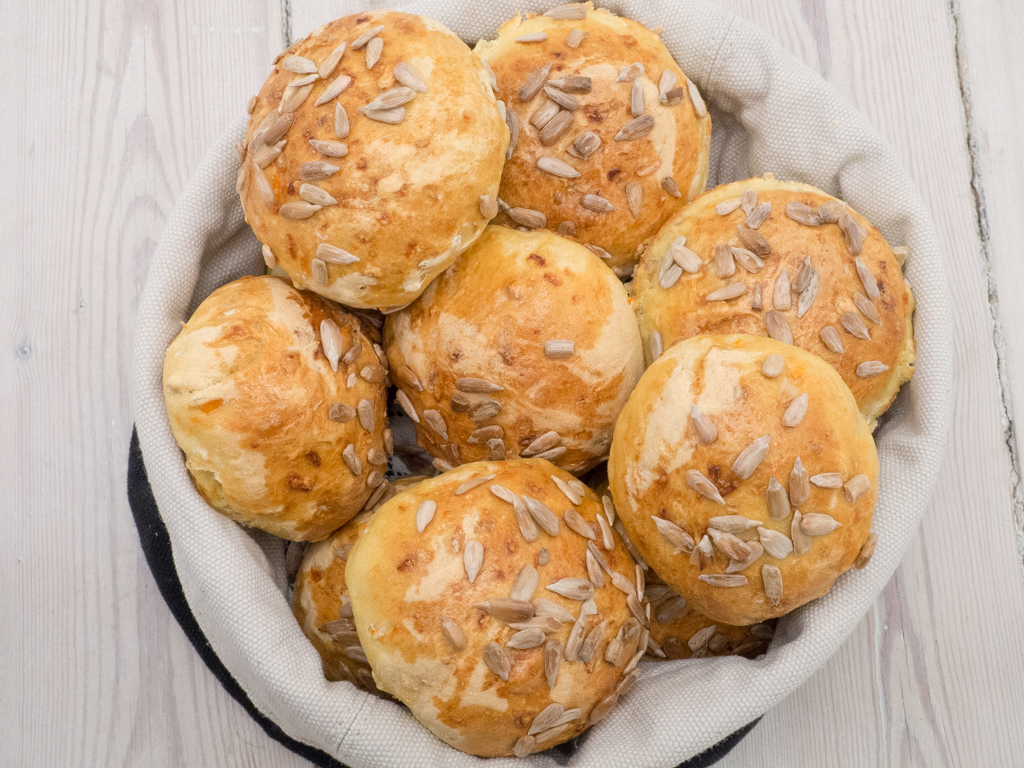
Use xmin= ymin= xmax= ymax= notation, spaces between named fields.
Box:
xmin=706 ymin=283 xmax=746 ymax=302
xmin=508 ymin=206 xmax=547 ymax=228
xmin=345 ymin=645 xmax=369 ymax=663
xmin=665 ymin=240 xmax=699 ymax=274
xmin=479 ymin=641 xmax=511 ymax=680
xmin=687 ymin=79 xmax=707 ymax=116
xmin=535 ymin=157 xmax=581 ymax=181
xmin=782 ymin=393 xmax=809 ymax=428
xmin=320 ymin=615 xmax=354 ymax=636
xmin=790 ymin=510 xmax=812 ymax=555
xmin=545 ymin=3 xmax=588 ymax=19
xmin=745 ymin=201 xmax=772 ymax=228
xmin=615 ymin=114 xmax=654 ymax=141
xmin=564 ymin=616 xmax=587 ymax=661
xmin=246 ymin=94 xmax=257 ymax=114
xmin=468 ymin=399 xmax=501 ymax=422
xmin=617 ymin=62 xmax=645 ymax=81
xmin=849 ymin=261 xmax=882 ymax=304
xmin=698 ymin=573 xmax=748 ymax=587
xmin=341 ymin=444 xmax=362 ymax=475
xmin=786 ymin=201 xmax=822 ymax=226
xmin=709 ymin=515 xmax=763 ymax=534
xmin=236 ymin=163 xmax=250 ymax=197
xmin=473 ymin=194 xmax=499 ymax=222
xmin=520 ymin=61 xmax=553 ymax=101
xmin=367 ymin=86 xmax=416 ymax=111
xmin=503 ymin=565 xmax=539 ymax=604
xmin=660 ymin=176 xmax=682 ymax=198
xmin=362 ymin=36 xmax=383 ymax=68
xmin=299 ymin=184 xmax=337 ymax=207
xmin=581 ymin=193 xmax=616 ymax=213
xmin=708 ymin=527 xmax=753 ymax=561
xmin=710 ymin=243 xmax=735 ymax=278
xmin=360 ymin=104 xmax=404 ymax=123
xmin=838 ymin=213 xmax=866 ymax=255
xmin=530 ymin=100 xmax=561 ymax=129
xmin=683 ymin=403 xmax=717 ymax=445
xmin=520 ymin=496 xmax=558 ymax=536
xmin=660 ymin=261 xmax=683 ymax=289
xmin=566 ymin=28 xmax=588 ymax=47
xmin=794 ymin=270 xmax=819 ymax=318
xmin=837 ymin=313 xmax=871 ymax=344
xmin=454 ymin=475 xmax=494 ymax=497
xmin=298 ymin=161 xmax=338 ymax=182
xmin=818 ymin=199 xmax=847 ymax=223
xmin=542 ymin=85 xmax=577 ymax=111
xmin=306 ymin=140 xmax=346 ymax=160
xmin=504 ymin=627 xmax=546 ymax=651
xmin=653 ymin=594 xmax=687 ymax=624
xmin=578 ymin=621 xmax=606 ymax=662
xmin=455 ymin=377 xmax=502 ymax=395
xmin=759 ymin=478 xmax=790 ymax=524
xmin=319 ymin=319 xmax=342 ymax=371
xmin=252 ymin=140 xmax=285 ymax=168
xmin=802 ymin=512 xmax=842 ymax=536
xmin=415 ymin=410 xmax=446 ymax=441
xmin=764 ymin=311 xmax=793 ymax=344
xmin=843 ymin=474 xmax=871 ymax=503
xmin=532 ymin=600 xmax=572 ymax=625
xmin=520 ymin=431 xmax=559 ymax=458
xmin=505 ymin=108 xmax=520 ymax=158
xmin=652 ymin=516 xmax=695 ymax=553
xmin=341 ymin=342 xmax=362 ymax=365
xmin=280 ymin=201 xmax=322 ymax=220
xmin=852 ymin=293 xmax=882 ymax=327
xmin=733 ymin=434 xmax=771 ymax=479
xmin=280 ymin=82 xmax=314 ymax=113
xmin=534 ymin=446 xmax=568 ymax=463
xmin=348 ymin=24 xmax=384 ymax=50
xmin=732 ymin=246 xmax=764 ymax=273
xmin=727 ymin=540 xmax=764 ymax=573
xmin=513 ymin=736 xmax=535 ymax=758
xmin=759 ymin=564 xmax=783 ymax=606
xmin=548 ymin=75 xmax=592 ymax=93
xmin=857 ymin=360 xmax=889 ymax=378
xmin=714 ymin=198 xmax=740 ymax=216
xmin=487 ymin=439 xmax=505 ymax=460
xmin=329 ymin=403 xmax=356 ymax=425
xmin=516 ymin=32 xmax=548 ymax=43
xmin=758 ymin=527 xmax=793 ymax=560
xmin=367 ymin=448 xmax=387 ymax=466
xmin=394 ymin=389 xmax=419 ymax=423
xmin=598 ymin=496 xmax=614 ymax=529
xmin=687 ymin=469 xmax=725 ymax=504
xmin=334 ymin=103 xmax=350 ymax=138
xmin=546 ymin=476 xmax=580 ymax=506
xmin=748 ymin=282 xmax=761 ymax=310
xmin=738 ymin=190 xmax=756 ymax=214
xmin=658 ymin=70 xmax=678 ymax=101
xmin=814 ymin=325 xmax=844 ymax=355
xmin=784 ymin=460 xmax=808 ymax=512
xmin=546 ymin=577 xmax=594 ymax=601
xmin=684 ymin=624 xmax=716 ymax=652
xmin=855 ymin=532 xmax=878 ymax=569
xmin=892 ymin=245 xmax=909 ymax=265
xmin=773 ymin=269 xmax=792 ymax=310
xmin=353 ymin=399 xmax=373 ymax=431
xmin=737 ymin=224 xmax=771 ymax=255
xmin=314 ymin=74 xmax=352 ymax=106
xmin=583 ymin=550 xmax=605 ymax=589
xmin=622 ymin=77 xmax=644 ymax=118
xmin=435 ymin=614 xmax=466 ymax=651
xmin=475 ymin=598 xmax=534 ymax=623
xmin=642 ymin=330 xmax=662 ymax=364
xmin=538 ymin=110 xmax=574 ymax=144
xmin=282 ymin=54 xmax=318 ymax=74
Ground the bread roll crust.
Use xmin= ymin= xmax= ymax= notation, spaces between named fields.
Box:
xmin=475 ymin=3 xmax=710 ymax=271
xmin=345 ymin=459 xmax=642 ymax=757
xmin=633 ymin=176 xmax=915 ymax=426
xmin=384 ymin=225 xmax=644 ymax=475
xmin=240 ymin=11 xmax=508 ymax=309
xmin=608 ymin=334 xmax=878 ymax=626
xmin=162 ymin=275 xmax=387 ymax=541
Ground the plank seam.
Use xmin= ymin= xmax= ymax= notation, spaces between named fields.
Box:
xmin=948 ymin=0 xmax=1024 ymax=566
xmin=281 ymin=0 xmax=293 ymax=46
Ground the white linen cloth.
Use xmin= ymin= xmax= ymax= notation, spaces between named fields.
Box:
xmin=131 ymin=1 xmax=953 ymax=764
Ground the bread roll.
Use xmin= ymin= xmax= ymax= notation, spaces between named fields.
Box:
xmin=163 ymin=275 xmax=388 ymax=541
xmin=292 ymin=476 xmax=425 ymax=690
xmin=345 ymin=459 xmax=648 ymax=757
xmin=474 ymin=2 xmax=711 ymax=274
xmin=632 ymin=176 xmax=915 ymax=427
xmin=384 ymin=225 xmax=643 ymax=475
xmin=608 ymin=334 xmax=879 ymax=626
xmin=239 ymin=11 xmax=508 ymax=309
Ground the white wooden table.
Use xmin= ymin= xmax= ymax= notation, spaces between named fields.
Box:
xmin=3 ymin=1 xmax=1023 ymax=765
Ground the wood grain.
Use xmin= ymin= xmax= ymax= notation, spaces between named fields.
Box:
xmin=2 ymin=0 xmax=1023 ymax=766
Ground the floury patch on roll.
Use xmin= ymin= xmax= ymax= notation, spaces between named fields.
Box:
xmin=345 ymin=460 xmax=648 ymax=757
xmin=384 ymin=225 xmax=644 ymax=475
xmin=474 ymin=2 xmax=711 ymax=274
xmin=162 ymin=276 xmax=389 ymax=541
xmin=238 ymin=11 xmax=508 ymax=310
xmin=608 ymin=334 xmax=879 ymax=626
xmin=292 ymin=477 xmax=425 ymax=691
xmin=632 ymin=175 xmax=915 ymax=427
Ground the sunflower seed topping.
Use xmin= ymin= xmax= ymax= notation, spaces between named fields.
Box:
xmin=319 ymin=319 xmax=342 ymax=371
xmin=561 ymin=509 xmax=594 ymax=540
xmin=520 ymin=61 xmax=553 ymax=101
xmin=334 ymin=103 xmax=350 ymax=138
xmin=350 ymin=25 xmax=384 ymax=50
xmin=282 ymin=54 xmax=318 ymax=74
xmin=751 ymin=282 xmax=762 ymax=309
xmin=342 ymin=444 xmax=362 ymax=475
xmin=522 ymin=496 xmax=560 ymax=536
xmin=802 ymin=512 xmax=842 ymax=535
xmin=708 ymin=527 xmax=753 ymax=561
xmin=341 ymin=342 xmax=362 ymax=365
xmin=583 ymin=549 xmax=605 ymax=588
xmin=717 ymin=198 xmax=742 ymax=215
xmin=660 ymin=175 xmax=682 ymax=198
xmin=652 ymin=516 xmax=695 ymax=553
xmin=300 ymin=184 xmax=337 ymax=207
xmin=783 ymin=392 xmax=809 ymax=427
xmin=508 ymin=206 xmax=547 ymax=229
xmin=791 ymin=510 xmax=812 ymax=555
xmin=530 ymin=99 xmax=561 ymax=130
xmin=733 ymin=434 xmax=771 ymax=479
xmin=839 ymin=312 xmax=871 ymax=341
xmin=367 ymin=448 xmax=387 ymax=466
xmin=758 ymin=527 xmax=793 ymax=559
xmin=505 ymin=565 xmax=539 ymax=603
xmin=439 ymin=615 xmax=466 ymax=651
xmin=354 ymin=399 xmax=374 ymax=431
xmin=615 ymin=114 xmax=654 ymax=141
xmin=391 ymin=389 xmax=418 ymax=423
xmin=818 ymin=325 xmax=844 ymax=354
xmin=660 ymin=260 xmax=683 ymax=289
xmin=764 ymin=311 xmax=794 ymax=344
xmin=818 ymin=199 xmax=847 ymax=223
xmin=564 ymin=132 xmax=601 ymax=162
xmin=317 ymin=42 xmax=346 ymax=79
xmin=628 ymin=77 xmax=646 ymax=117
xmin=838 ymin=213 xmax=867 ymax=255
xmin=581 ymin=193 xmax=616 ymax=213
xmin=709 ymin=515 xmax=763 ymax=534
xmin=476 ymin=598 xmax=534 ymax=623
xmin=727 ymin=540 xmax=764 ymax=573
xmin=360 ymin=104 xmax=404 ymax=123
xmin=487 ymin=439 xmax=506 ymax=460
xmin=658 ymin=69 xmax=678 ymax=100
xmin=784 ymin=459 xmax=809 ymax=510
xmin=280 ymin=82 xmax=314 ymax=113
xmin=699 ymin=573 xmax=748 ymax=588
xmin=714 ymin=243 xmax=736 ymax=277
xmin=367 ymin=86 xmax=416 ymax=112
xmin=301 ymin=161 xmax=339 ymax=181
xmin=252 ymin=140 xmax=286 ymax=168
xmin=602 ymin=495 xmax=616 ymax=527
xmin=666 ymin=239 xmax=699 ymax=273
xmin=514 ymin=736 xmax=535 ymax=758
xmin=566 ymin=28 xmax=588 ymax=47
xmin=737 ymin=224 xmax=771 ymax=255
xmin=852 ymin=258 xmax=881 ymax=301
xmin=455 ymin=475 xmax=495 ymax=496
xmin=786 ymin=200 xmax=822 ymax=226
xmin=762 ymin=477 xmax=790 ymax=522
xmin=544 ymin=85 xmax=578 ymax=111
xmin=855 ymin=532 xmax=878 ymax=569
xmin=733 ymin=247 xmax=764 ymax=274
xmin=772 ymin=269 xmax=792 ymax=310
xmin=857 ymin=360 xmax=889 ymax=378
xmin=537 ymin=156 xmax=581 ymax=179
xmin=648 ymin=329 xmax=663 ymax=361
xmin=739 ymin=189 xmax=757 ymax=213
xmin=329 ymin=403 xmax=355 ymax=424
xmin=309 ymin=139 xmax=349 ymax=158
xmin=687 ymin=403 xmax=718 ymax=444
xmin=280 ymin=201 xmax=322 ymax=220
xmin=314 ymin=74 xmax=353 ymax=106
xmin=761 ymin=564 xmax=783 ymax=605
xmin=546 ymin=577 xmax=594 ymax=601
xmin=504 ymin=108 xmax=520 ymax=158
xmin=687 ymin=469 xmax=725 ymax=504
xmin=844 ymin=474 xmax=871 ymax=503
xmin=480 ymin=641 xmax=511 ymax=680
xmin=707 ymin=283 xmax=746 ymax=302
xmin=855 ymin=292 xmax=882 ymax=325
xmin=745 ymin=201 xmax=772 ymax=228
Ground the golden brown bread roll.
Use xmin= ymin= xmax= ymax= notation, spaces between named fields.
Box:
xmin=163 ymin=275 xmax=388 ymax=541
xmin=239 ymin=11 xmax=508 ymax=310
xmin=345 ymin=459 xmax=649 ymax=757
xmin=608 ymin=335 xmax=879 ymax=626
xmin=474 ymin=3 xmax=710 ymax=274
xmin=292 ymin=476 xmax=426 ymax=690
xmin=384 ymin=225 xmax=644 ymax=476
xmin=632 ymin=176 xmax=915 ymax=427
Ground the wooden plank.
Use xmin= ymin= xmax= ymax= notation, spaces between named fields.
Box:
xmin=0 ymin=0 xmax=305 ymax=765
xmin=710 ymin=2 xmax=1024 ymax=765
